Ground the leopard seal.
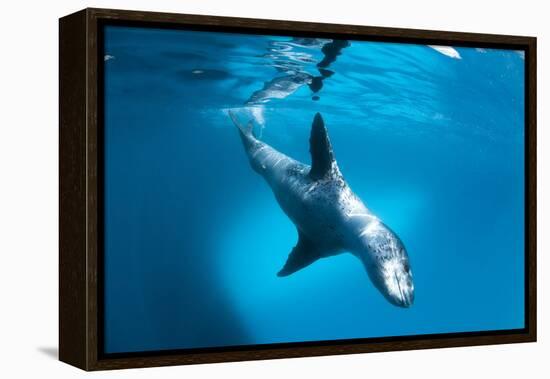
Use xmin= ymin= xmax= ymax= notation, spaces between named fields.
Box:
xmin=230 ymin=111 xmax=414 ymax=307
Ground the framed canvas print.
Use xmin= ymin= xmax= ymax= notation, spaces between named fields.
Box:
xmin=59 ymin=8 xmax=536 ymax=371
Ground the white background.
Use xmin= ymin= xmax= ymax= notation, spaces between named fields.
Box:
xmin=0 ymin=0 xmax=547 ymax=377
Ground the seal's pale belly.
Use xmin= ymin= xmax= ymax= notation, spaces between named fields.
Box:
xmin=270 ymin=168 xmax=353 ymax=255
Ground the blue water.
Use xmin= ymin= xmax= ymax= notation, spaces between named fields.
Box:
xmin=103 ymin=25 xmax=525 ymax=354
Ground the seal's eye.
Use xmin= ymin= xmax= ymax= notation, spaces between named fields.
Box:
xmin=403 ymin=263 xmax=410 ymax=272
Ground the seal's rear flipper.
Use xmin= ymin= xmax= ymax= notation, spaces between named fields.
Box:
xmin=277 ymin=231 xmax=322 ymax=277
xmin=228 ymin=111 xmax=247 ymax=134
xmin=309 ymin=112 xmax=337 ymax=180
xmin=229 ymin=110 xmax=255 ymax=148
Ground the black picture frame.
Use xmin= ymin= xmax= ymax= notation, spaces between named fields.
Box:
xmin=59 ymin=7 xmax=537 ymax=371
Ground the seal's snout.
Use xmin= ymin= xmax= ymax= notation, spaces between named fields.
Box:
xmin=386 ymin=263 xmax=414 ymax=308
xmin=394 ymin=276 xmax=414 ymax=308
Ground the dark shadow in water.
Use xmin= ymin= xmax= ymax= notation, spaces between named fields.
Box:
xmin=37 ymin=346 xmax=58 ymax=359
xmin=318 ymin=40 xmax=350 ymax=68
xmin=245 ymin=38 xmax=350 ymax=104
xmin=318 ymin=68 xmax=335 ymax=78
xmin=307 ymin=40 xmax=349 ymax=100
xmin=176 ymin=68 xmax=232 ymax=81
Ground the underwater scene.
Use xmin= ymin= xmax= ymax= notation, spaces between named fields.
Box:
xmin=102 ymin=25 xmax=525 ymax=354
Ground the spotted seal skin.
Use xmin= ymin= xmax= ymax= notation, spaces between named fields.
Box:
xmin=229 ymin=111 xmax=414 ymax=307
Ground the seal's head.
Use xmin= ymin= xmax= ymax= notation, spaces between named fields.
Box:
xmin=359 ymin=220 xmax=414 ymax=307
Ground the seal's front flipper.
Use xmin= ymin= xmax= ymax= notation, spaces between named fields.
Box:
xmin=309 ymin=112 xmax=338 ymax=180
xmin=277 ymin=231 xmax=322 ymax=277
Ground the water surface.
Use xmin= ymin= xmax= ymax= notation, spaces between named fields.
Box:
xmin=103 ymin=26 xmax=525 ymax=354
